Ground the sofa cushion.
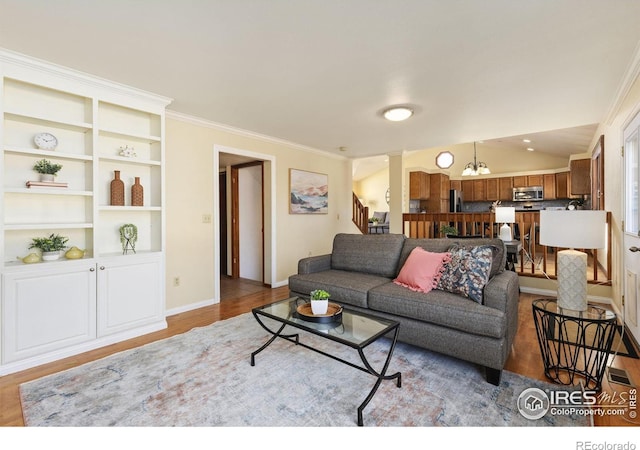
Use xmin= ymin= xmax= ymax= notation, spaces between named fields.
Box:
xmin=393 ymin=247 xmax=451 ymax=293
xmin=330 ymin=233 xmax=405 ymax=278
xmin=288 ymin=269 xmax=391 ymax=308
xmin=368 ymin=282 xmax=506 ymax=339
xmin=436 ymin=245 xmax=493 ymax=303
xmin=399 ymin=238 xmax=505 ymax=279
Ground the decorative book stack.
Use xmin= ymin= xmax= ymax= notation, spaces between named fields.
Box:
xmin=26 ymin=181 xmax=68 ymax=188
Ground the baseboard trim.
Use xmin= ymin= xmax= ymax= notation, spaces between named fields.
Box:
xmin=166 ymin=298 xmax=217 ymax=317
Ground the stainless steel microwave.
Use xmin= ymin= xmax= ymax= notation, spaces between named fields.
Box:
xmin=513 ymin=186 xmax=543 ymax=201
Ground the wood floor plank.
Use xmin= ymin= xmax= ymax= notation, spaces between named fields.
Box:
xmin=1 ymin=281 xmax=638 ymax=426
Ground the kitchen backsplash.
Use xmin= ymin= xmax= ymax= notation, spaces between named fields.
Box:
xmin=463 ymin=197 xmax=590 ymax=212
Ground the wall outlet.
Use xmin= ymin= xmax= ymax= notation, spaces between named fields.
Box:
xmin=202 ymin=214 xmax=212 ymax=223
xmin=173 ymin=277 xmax=180 ymax=287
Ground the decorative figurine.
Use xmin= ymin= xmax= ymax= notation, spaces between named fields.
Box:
xmin=119 ymin=224 xmax=137 ymax=254
xmin=119 ymin=145 xmax=136 ymax=158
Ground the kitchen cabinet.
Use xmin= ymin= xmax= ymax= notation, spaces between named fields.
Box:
xmin=543 ymin=174 xmax=556 ymax=199
xmin=499 ymin=177 xmax=513 ymax=201
xmin=555 ymin=171 xmax=580 ymax=199
xmin=409 ymin=171 xmax=430 ymax=199
xmin=461 ymin=180 xmax=474 ymax=203
xmin=527 ymin=175 xmax=543 ymax=187
xmin=512 ymin=176 xmax=527 ymax=187
xmin=556 ymin=171 xmax=570 ymax=198
xmin=430 ymin=173 xmax=450 ymax=212
xmin=570 ymin=159 xmax=591 ymax=195
xmin=472 ymin=179 xmax=486 ymax=201
xmin=485 ymin=178 xmax=499 ymax=201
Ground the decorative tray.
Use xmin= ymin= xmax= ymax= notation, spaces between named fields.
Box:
xmin=295 ymin=302 xmax=343 ymax=324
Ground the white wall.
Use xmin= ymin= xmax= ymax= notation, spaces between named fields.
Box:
xmin=164 ymin=113 xmax=358 ymax=312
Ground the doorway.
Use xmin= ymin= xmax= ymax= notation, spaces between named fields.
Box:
xmin=213 ymin=145 xmax=276 ymax=303
xmin=623 ymin=112 xmax=640 ymax=344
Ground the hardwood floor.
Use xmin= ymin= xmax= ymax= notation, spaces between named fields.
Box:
xmin=0 ymin=280 xmax=638 ymax=426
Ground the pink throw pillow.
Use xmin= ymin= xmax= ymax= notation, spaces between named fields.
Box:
xmin=394 ymin=247 xmax=452 ymax=293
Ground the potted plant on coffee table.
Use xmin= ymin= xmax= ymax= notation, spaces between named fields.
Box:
xmin=29 ymin=233 xmax=69 ymax=261
xmin=310 ymin=289 xmax=331 ymax=315
xmin=33 ymin=159 xmax=63 ymax=182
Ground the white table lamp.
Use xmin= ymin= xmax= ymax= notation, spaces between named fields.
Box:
xmin=539 ymin=210 xmax=606 ymax=311
xmin=495 ymin=207 xmax=515 ymax=241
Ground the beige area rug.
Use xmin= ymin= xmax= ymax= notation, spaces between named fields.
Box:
xmin=20 ymin=313 xmax=590 ymax=427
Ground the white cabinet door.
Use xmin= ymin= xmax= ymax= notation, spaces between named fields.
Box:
xmin=2 ymin=263 xmax=97 ymax=363
xmin=97 ymin=254 xmax=164 ymax=337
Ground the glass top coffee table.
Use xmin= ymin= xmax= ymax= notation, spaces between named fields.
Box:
xmin=250 ymin=296 xmax=401 ymax=426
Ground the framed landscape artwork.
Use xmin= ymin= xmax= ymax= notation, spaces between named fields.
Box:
xmin=289 ymin=169 xmax=328 ymax=214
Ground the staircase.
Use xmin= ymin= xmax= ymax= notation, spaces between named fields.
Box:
xmin=352 ymin=192 xmax=369 ymax=234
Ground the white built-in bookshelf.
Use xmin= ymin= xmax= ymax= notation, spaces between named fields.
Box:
xmin=0 ymin=50 xmax=172 ymax=374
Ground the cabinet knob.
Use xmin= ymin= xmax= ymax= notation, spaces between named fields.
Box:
xmin=100 ymin=266 xmax=105 ymax=270
xmin=89 ymin=267 xmax=95 ymax=272
xmin=630 ymin=246 xmax=640 ymax=253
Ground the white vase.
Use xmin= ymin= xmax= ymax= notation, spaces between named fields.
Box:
xmin=39 ymin=174 xmax=55 ymax=182
xmin=311 ymin=299 xmax=329 ymax=315
xmin=42 ymin=251 xmax=60 ymax=261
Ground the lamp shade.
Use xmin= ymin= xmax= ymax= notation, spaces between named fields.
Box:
xmin=495 ymin=207 xmax=515 ymax=224
xmin=539 ymin=210 xmax=607 ymax=311
xmin=539 ymin=210 xmax=606 ymax=249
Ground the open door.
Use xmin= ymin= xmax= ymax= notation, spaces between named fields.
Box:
xmin=230 ymin=161 xmax=264 ymax=282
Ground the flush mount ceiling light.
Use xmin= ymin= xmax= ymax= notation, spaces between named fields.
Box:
xmin=383 ymin=106 xmax=413 ymax=122
xmin=462 ymin=142 xmax=490 ymax=176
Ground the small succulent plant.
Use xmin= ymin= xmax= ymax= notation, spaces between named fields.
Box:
xmin=310 ymin=289 xmax=330 ymax=301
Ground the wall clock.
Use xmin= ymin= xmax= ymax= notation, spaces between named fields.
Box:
xmin=34 ymin=132 xmax=58 ymax=150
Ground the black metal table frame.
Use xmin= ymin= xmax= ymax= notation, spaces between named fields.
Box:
xmin=532 ymin=299 xmax=617 ymax=391
xmin=250 ymin=303 xmax=401 ymax=426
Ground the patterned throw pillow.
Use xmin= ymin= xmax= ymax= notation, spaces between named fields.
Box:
xmin=436 ymin=245 xmax=494 ymax=303
xmin=394 ymin=247 xmax=452 ymax=293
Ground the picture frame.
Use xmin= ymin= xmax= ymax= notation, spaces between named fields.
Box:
xmin=289 ymin=168 xmax=328 ymax=214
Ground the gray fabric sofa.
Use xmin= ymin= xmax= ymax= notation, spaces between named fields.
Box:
xmin=288 ymin=233 xmax=520 ymax=385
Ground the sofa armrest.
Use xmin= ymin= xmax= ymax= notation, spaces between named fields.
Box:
xmin=483 ymin=271 xmax=519 ymax=312
xmin=298 ymin=254 xmax=332 ymax=274
xmin=483 ymin=270 xmax=520 ymax=343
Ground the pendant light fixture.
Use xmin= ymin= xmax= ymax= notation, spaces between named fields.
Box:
xmin=462 ymin=142 xmax=490 ymax=176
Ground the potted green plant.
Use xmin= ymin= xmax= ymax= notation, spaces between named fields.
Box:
xmin=310 ymin=289 xmax=331 ymax=315
xmin=33 ymin=159 xmax=63 ymax=182
xmin=29 ymin=233 xmax=69 ymax=261
xmin=440 ymin=224 xmax=458 ymax=238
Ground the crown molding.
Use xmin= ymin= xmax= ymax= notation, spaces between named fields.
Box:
xmin=0 ymin=48 xmax=173 ymax=108
xmin=166 ymin=110 xmax=346 ymax=161
xmin=604 ymin=40 xmax=640 ymax=125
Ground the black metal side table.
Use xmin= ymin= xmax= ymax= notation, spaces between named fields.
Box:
xmin=532 ymin=299 xmax=617 ymax=390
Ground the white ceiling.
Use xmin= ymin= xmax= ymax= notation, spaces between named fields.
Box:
xmin=1 ymin=1 xmax=639 ymax=170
